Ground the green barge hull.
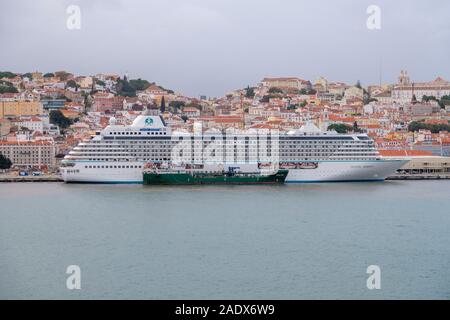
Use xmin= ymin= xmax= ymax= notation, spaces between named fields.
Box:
xmin=143 ymin=170 xmax=288 ymax=185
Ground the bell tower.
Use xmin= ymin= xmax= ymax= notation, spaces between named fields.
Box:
xmin=398 ymin=70 xmax=411 ymax=85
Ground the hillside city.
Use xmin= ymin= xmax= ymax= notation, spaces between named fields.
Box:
xmin=0 ymin=70 xmax=450 ymax=173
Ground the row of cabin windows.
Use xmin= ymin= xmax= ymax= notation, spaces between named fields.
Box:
xmin=85 ymin=165 xmax=143 ymax=169
xmin=281 ymin=153 xmax=376 ymax=157
xmin=109 ymin=131 xmax=167 ymax=136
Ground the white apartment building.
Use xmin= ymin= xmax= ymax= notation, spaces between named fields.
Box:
xmin=13 ymin=116 xmax=48 ymax=133
xmin=0 ymin=141 xmax=56 ymax=167
xmin=392 ymin=71 xmax=450 ymax=103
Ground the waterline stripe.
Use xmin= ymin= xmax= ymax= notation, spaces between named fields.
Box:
xmin=285 ymin=179 xmax=386 ymax=183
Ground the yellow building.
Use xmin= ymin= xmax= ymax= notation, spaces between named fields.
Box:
xmin=78 ymin=76 xmax=93 ymax=89
xmin=0 ymin=118 xmax=11 ymax=136
xmin=0 ymin=101 xmax=43 ymax=119
xmin=31 ymin=72 xmax=43 ymax=80
xmin=262 ymin=77 xmax=311 ymax=90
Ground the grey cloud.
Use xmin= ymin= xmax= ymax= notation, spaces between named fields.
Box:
xmin=0 ymin=0 xmax=449 ymax=97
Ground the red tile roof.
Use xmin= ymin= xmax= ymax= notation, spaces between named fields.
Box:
xmin=378 ymin=150 xmax=433 ymax=157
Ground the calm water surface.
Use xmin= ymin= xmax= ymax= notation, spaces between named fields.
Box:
xmin=0 ymin=181 xmax=449 ymax=299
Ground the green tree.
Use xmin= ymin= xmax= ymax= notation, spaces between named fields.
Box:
xmin=245 ymin=86 xmax=255 ymax=98
xmin=0 ymin=72 xmax=17 ymax=79
xmin=268 ymin=87 xmax=283 ymax=94
xmin=328 ymin=123 xmax=352 ymax=133
xmin=83 ymin=95 xmax=91 ymax=114
xmin=158 ymin=85 xmax=174 ymax=94
xmin=0 ymin=80 xmax=13 ymax=86
xmin=117 ymin=78 xmax=174 ymax=95
xmin=55 ymin=71 xmax=72 ymax=81
xmin=408 ymin=121 xmax=450 ymax=133
xmin=44 ymin=73 xmax=54 ymax=78
xmin=422 ymin=95 xmax=434 ymax=102
xmin=355 ymin=80 xmax=362 ymax=89
xmin=116 ymin=78 xmax=137 ymax=97
xmin=49 ymin=110 xmax=73 ymax=129
xmin=160 ymin=96 xmax=166 ymax=113
xmin=129 ymin=78 xmax=151 ymax=91
xmin=260 ymin=94 xmax=279 ymax=103
xmin=439 ymin=95 xmax=450 ymax=109
xmin=169 ymin=100 xmax=185 ymax=113
xmin=0 ymin=153 xmax=13 ymax=169
xmin=66 ymin=80 xmax=78 ymax=89
xmin=0 ymin=85 xmax=18 ymax=94
xmin=352 ymin=121 xmax=363 ymax=133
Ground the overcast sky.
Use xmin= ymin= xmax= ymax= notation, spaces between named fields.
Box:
xmin=0 ymin=0 xmax=449 ymax=97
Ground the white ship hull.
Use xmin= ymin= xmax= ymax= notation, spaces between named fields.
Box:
xmin=61 ymin=160 xmax=408 ymax=183
xmin=61 ymin=161 xmax=143 ymax=183
xmin=285 ymin=160 xmax=408 ymax=183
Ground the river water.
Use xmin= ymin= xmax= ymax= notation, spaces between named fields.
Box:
xmin=0 ymin=181 xmax=449 ymax=299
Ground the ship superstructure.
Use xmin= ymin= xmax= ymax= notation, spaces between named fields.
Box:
xmin=60 ymin=115 xmax=408 ymax=183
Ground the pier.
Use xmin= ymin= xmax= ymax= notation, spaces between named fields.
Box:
xmin=0 ymin=175 xmax=63 ymax=182
xmin=387 ymin=174 xmax=450 ymax=180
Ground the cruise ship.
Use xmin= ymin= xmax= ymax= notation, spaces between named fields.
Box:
xmin=60 ymin=114 xmax=408 ymax=183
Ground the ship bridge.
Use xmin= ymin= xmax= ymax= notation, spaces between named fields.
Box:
xmin=101 ymin=115 xmax=171 ymax=138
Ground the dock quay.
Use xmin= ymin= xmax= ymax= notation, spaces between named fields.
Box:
xmin=387 ymin=174 xmax=450 ymax=180
xmin=0 ymin=175 xmax=63 ymax=182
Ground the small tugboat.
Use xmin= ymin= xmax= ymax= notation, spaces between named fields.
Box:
xmin=143 ymin=163 xmax=288 ymax=185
